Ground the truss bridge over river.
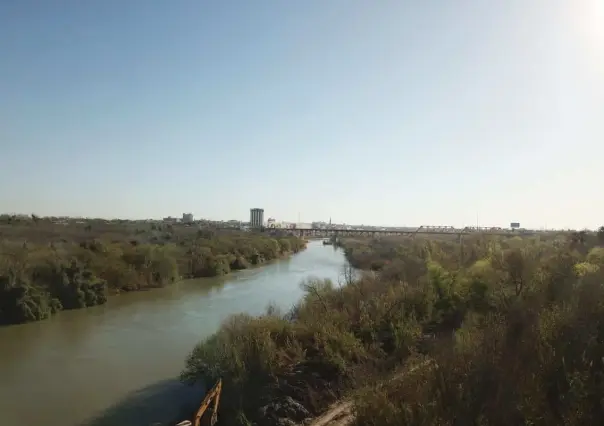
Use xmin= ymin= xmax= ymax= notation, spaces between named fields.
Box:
xmin=272 ymin=225 xmax=534 ymax=238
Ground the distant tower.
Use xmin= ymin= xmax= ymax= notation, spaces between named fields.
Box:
xmin=329 ymin=217 xmax=332 ymax=225
xmin=250 ymin=208 xmax=264 ymax=229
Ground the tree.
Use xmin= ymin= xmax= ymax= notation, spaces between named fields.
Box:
xmin=597 ymin=226 xmax=604 ymax=246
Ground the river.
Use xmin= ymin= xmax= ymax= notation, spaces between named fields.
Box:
xmin=0 ymin=241 xmax=346 ymax=426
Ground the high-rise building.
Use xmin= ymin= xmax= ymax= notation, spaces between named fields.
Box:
xmin=250 ymin=208 xmax=264 ymax=228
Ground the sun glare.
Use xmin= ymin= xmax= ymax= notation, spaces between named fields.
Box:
xmin=571 ymin=0 xmax=604 ymax=72
xmin=581 ymin=0 xmax=604 ymax=46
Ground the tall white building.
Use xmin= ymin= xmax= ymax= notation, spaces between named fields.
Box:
xmin=250 ymin=208 xmax=264 ymax=229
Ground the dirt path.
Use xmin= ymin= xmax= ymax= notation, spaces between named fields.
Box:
xmin=304 ymin=360 xmax=433 ymax=426
xmin=306 ymin=401 xmax=354 ymax=426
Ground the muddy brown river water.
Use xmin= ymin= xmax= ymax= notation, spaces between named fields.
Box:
xmin=0 ymin=241 xmax=347 ymax=426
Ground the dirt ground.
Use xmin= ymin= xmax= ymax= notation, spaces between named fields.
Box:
xmin=306 ymin=401 xmax=354 ymax=426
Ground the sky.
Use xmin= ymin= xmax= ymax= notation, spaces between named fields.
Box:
xmin=0 ymin=1 xmax=602 ymax=229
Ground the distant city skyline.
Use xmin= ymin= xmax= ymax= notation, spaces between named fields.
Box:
xmin=0 ymin=210 xmax=580 ymax=231
xmin=1 ymin=1 xmax=602 ymax=229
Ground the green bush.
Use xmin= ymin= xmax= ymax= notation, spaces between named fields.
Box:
xmin=0 ymin=222 xmax=306 ymax=325
xmin=181 ymin=230 xmax=604 ymax=426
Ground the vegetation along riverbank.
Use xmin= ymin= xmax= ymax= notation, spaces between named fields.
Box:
xmin=181 ymin=227 xmax=604 ymax=426
xmin=0 ymin=215 xmax=306 ymax=325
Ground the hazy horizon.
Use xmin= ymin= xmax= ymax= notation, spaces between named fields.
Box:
xmin=0 ymin=211 xmax=588 ymax=231
xmin=1 ymin=1 xmax=602 ymax=229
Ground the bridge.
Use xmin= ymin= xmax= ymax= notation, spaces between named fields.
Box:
xmin=264 ymin=225 xmax=535 ymax=238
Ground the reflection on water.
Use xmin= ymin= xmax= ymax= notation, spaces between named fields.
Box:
xmin=0 ymin=241 xmax=347 ymax=426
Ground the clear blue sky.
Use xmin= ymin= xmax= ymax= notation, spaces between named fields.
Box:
xmin=1 ymin=1 xmax=602 ymax=229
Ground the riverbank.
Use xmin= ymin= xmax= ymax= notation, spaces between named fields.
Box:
xmin=181 ymin=231 xmax=604 ymax=426
xmin=0 ymin=219 xmax=306 ymax=325
xmin=0 ymin=240 xmax=345 ymax=426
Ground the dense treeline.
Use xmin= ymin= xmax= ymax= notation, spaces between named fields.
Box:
xmin=181 ymin=227 xmax=604 ymax=426
xmin=0 ymin=217 xmax=306 ymax=325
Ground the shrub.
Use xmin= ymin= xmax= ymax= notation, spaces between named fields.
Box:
xmin=182 ymin=229 xmax=604 ymax=426
xmin=0 ymin=223 xmax=306 ymax=324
